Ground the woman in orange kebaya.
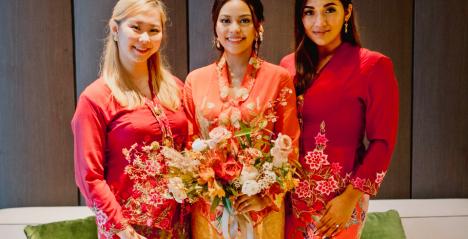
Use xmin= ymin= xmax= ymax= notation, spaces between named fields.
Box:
xmin=280 ymin=0 xmax=399 ymax=238
xmin=184 ymin=0 xmax=300 ymax=238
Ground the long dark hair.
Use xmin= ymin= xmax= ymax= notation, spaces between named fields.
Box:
xmin=294 ymin=0 xmax=361 ymax=95
xmin=212 ymin=0 xmax=264 ymax=53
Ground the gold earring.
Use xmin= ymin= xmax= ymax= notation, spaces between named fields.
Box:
xmin=213 ymin=38 xmax=221 ymax=49
xmin=254 ymin=39 xmax=261 ymax=56
xmin=345 ymin=21 xmax=349 ymax=34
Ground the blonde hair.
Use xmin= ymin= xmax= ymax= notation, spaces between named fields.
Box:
xmin=100 ymin=0 xmax=180 ymax=111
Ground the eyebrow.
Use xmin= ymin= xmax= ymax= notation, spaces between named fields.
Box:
xmin=304 ymin=2 xmax=338 ymax=9
xmin=131 ymin=21 xmax=161 ymax=27
xmin=219 ymin=14 xmax=252 ymax=18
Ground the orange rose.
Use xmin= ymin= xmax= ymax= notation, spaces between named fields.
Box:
xmin=213 ymin=157 xmax=243 ymax=182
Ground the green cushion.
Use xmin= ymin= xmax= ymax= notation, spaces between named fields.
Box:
xmin=362 ymin=210 xmax=406 ymax=239
xmin=23 ymin=210 xmax=405 ymax=239
xmin=24 ymin=216 xmax=98 ymax=239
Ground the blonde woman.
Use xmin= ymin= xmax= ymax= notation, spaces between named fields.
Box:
xmin=72 ymin=0 xmax=188 ymax=238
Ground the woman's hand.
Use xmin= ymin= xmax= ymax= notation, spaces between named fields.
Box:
xmin=235 ymin=194 xmax=270 ymax=214
xmin=117 ymin=225 xmax=147 ymax=239
xmin=316 ymin=185 xmax=364 ymax=238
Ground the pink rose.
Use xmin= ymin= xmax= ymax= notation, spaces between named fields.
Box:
xmin=209 ymin=126 xmax=232 ymax=143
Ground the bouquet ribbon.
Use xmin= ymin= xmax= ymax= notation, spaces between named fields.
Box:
xmin=221 ymin=207 xmax=254 ymax=239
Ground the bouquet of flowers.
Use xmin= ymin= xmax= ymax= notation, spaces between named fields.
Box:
xmin=163 ymin=124 xmax=297 ymax=238
xmin=163 ymin=99 xmax=297 ymax=238
xmin=164 ymin=90 xmax=298 ymax=204
xmin=163 ymin=125 xmax=297 ymax=206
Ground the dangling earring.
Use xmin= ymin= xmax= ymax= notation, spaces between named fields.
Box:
xmin=254 ymin=32 xmax=263 ymax=55
xmin=213 ymin=37 xmax=221 ymax=49
xmin=344 ymin=21 xmax=349 ymax=34
xmin=254 ymin=37 xmax=260 ymax=55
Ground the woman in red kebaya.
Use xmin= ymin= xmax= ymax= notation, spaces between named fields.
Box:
xmin=72 ymin=0 xmax=188 ymax=238
xmin=280 ymin=0 xmax=399 ymax=238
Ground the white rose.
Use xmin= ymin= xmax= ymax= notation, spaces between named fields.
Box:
xmin=271 ymin=134 xmax=293 ymax=167
xmin=274 ymin=133 xmax=292 ymax=152
xmin=240 ymin=166 xmax=259 ymax=184
xmin=192 ymin=139 xmax=208 ymax=152
xmin=242 ymin=180 xmax=261 ymax=196
xmin=168 ymin=177 xmax=187 ymax=203
xmin=271 ymin=147 xmax=288 ymax=167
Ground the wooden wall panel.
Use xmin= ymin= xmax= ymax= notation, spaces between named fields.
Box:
xmin=259 ymin=0 xmax=294 ymax=64
xmin=0 ymin=0 xmax=76 ymax=207
xmin=74 ymin=0 xmax=115 ymax=95
xmin=188 ymin=0 xmax=217 ymax=71
xmin=412 ymin=0 xmax=468 ymax=198
xmin=353 ymin=0 xmax=413 ymax=199
xmin=164 ymin=0 xmax=188 ymax=79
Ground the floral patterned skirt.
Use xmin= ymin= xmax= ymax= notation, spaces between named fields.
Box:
xmin=286 ymin=195 xmax=368 ymax=239
xmin=97 ymin=222 xmax=189 ymax=239
xmin=96 ymin=205 xmax=190 ymax=239
xmin=191 ymin=200 xmax=285 ymax=239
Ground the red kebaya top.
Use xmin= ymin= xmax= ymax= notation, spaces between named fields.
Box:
xmin=72 ymin=77 xmax=188 ymax=238
xmin=280 ymin=42 xmax=398 ymax=209
xmin=280 ymin=43 xmax=399 ymax=238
